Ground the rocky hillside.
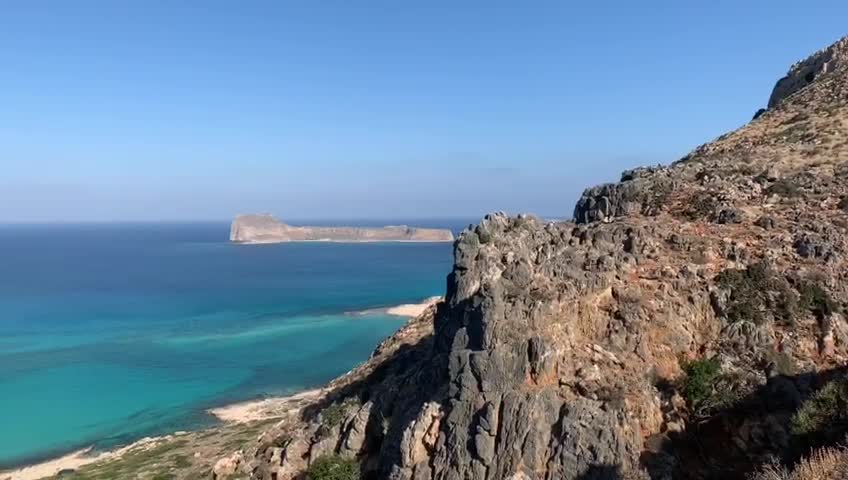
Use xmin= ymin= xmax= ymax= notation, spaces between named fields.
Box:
xmin=219 ymin=35 xmax=848 ymax=480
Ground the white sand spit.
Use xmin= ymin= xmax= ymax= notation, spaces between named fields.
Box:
xmin=385 ymin=296 xmax=442 ymax=317
xmin=208 ymin=388 xmax=327 ymax=423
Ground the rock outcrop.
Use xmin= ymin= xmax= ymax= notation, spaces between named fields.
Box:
xmin=229 ymin=214 xmax=454 ymax=244
xmin=768 ymin=35 xmax=848 ymax=108
xmin=223 ymin=35 xmax=848 ymax=480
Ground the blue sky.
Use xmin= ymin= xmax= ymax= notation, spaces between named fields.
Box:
xmin=1 ymin=1 xmax=846 ymax=222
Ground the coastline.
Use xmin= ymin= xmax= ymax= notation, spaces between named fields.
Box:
xmin=0 ymin=297 xmax=439 ymax=480
xmin=206 ymin=387 xmax=327 ymax=423
xmin=347 ymin=296 xmax=442 ymax=318
xmin=0 ymin=434 xmax=188 ymax=480
xmin=385 ymin=296 xmax=441 ymax=317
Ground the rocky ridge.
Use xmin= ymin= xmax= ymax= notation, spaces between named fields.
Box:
xmin=220 ymin=35 xmax=848 ymax=480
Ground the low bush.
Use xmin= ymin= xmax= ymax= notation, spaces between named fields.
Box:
xmin=751 ymin=446 xmax=848 ymax=480
xmin=681 ymin=357 xmax=721 ymax=413
xmin=320 ymin=400 xmax=354 ymax=430
xmin=791 ymin=377 xmax=848 ymax=437
xmin=797 ymin=281 xmax=838 ymax=318
xmin=307 ymin=455 xmax=360 ymax=480
xmin=681 ymin=191 xmax=719 ymax=220
xmin=715 ymin=262 xmax=797 ymax=325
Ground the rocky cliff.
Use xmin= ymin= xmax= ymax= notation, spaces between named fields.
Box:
xmin=220 ymin=35 xmax=848 ymax=480
xmin=230 ymin=214 xmax=454 ymax=243
xmin=768 ymin=36 xmax=848 ymax=108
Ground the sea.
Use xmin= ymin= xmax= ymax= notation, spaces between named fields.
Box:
xmin=0 ymin=219 xmax=468 ymax=468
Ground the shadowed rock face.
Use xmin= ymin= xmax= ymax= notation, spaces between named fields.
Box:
xmin=229 ymin=214 xmax=454 ymax=243
xmin=229 ymin=35 xmax=848 ymax=480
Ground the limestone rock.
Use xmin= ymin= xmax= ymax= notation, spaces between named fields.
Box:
xmin=213 ymin=450 xmax=244 ymax=479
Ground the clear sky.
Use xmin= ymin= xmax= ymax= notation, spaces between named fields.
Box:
xmin=1 ymin=1 xmax=846 ymax=222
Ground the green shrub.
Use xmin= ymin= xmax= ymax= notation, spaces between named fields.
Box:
xmin=682 ymin=357 xmax=721 ymax=412
xmin=798 ymin=282 xmax=838 ymax=318
xmin=682 ymin=191 xmax=718 ymax=220
xmin=307 ymin=455 xmax=360 ymax=480
xmin=320 ymin=401 xmax=351 ymax=429
xmin=715 ymin=262 xmax=797 ymax=325
xmin=791 ymin=377 xmax=848 ymax=436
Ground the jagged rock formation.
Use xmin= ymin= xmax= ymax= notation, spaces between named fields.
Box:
xmin=229 ymin=214 xmax=454 ymax=244
xmin=768 ymin=36 xmax=848 ymax=108
xmin=224 ymin=35 xmax=848 ymax=480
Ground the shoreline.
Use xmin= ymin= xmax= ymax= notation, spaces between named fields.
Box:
xmin=0 ymin=297 xmax=440 ymax=480
xmin=206 ymin=387 xmax=327 ymax=423
xmin=0 ymin=434 xmax=188 ymax=480
xmin=385 ymin=296 xmax=442 ymax=317
xmin=347 ymin=296 xmax=442 ymax=318
xmin=0 ymin=390 xmax=325 ymax=480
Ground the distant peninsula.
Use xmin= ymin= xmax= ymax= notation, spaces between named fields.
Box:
xmin=229 ymin=214 xmax=455 ymax=244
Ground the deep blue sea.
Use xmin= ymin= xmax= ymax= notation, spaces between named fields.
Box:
xmin=0 ymin=220 xmax=465 ymax=468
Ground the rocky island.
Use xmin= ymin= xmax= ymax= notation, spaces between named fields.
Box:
xmin=229 ymin=214 xmax=455 ymax=244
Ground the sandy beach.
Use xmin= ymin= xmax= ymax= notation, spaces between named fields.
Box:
xmin=385 ymin=296 xmax=442 ymax=317
xmin=1 ymin=298 xmax=439 ymax=480
xmin=0 ymin=435 xmax=185 ymax=480
xmin=207 ymin=388 xmax=327 ymax=423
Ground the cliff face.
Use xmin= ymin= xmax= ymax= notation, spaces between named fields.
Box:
xmin=226 ymin=35 xmax=848 ymax=480
xmin=768 ymin=35 xmax=848 ymax=108
xmin=229 ymin=215 xmax=454 ymax=244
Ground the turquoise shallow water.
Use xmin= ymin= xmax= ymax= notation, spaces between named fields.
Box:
xmin=0 ymin=221 xmax=461 ymax=468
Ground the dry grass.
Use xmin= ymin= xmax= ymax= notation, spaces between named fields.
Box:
xmin=751 ymin=446 xmax=848 ymax=480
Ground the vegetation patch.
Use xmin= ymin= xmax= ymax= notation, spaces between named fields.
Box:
xmin=320 ymin=399 xmax=357 ymax=431
xmin=797 ymin=281 xmax=839 ymax=318
xmin=306 ymin=455 xmax=360 ymax=480
xmin=765 ymin=178 xmax=802 ymax=198
xmin=791 ymin=376 xmax=848 ymax=437
xmin=780 ymin=122 xmax=815 ymax=144
xmin=170 ymin=454 xmax=191 ymax=469
xmin=752 ymin=445 xmax=848 ymax=480
xmin=681 ymin=191 xmax=719 ymax=220
xmin=715 ymin=262 xmax=798 ymax=325
xmin=69 ymin=440 xmax=189 ymax=480
xmin=681 ymin=357 xmax=726 ymax=415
